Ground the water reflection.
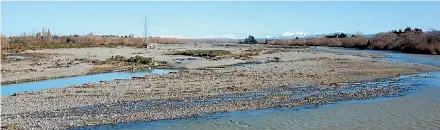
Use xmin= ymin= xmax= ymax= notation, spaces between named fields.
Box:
xmin=6 ymin=53 xmax=25 ymax=60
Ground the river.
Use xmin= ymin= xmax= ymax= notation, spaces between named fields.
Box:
xmin=75 ymin=47 xmax=440 ymax=130
xmin=1 ymin=69 xmax=176 ymax=96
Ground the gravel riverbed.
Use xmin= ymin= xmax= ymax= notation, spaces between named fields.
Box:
xmin=2 ymin=44 xmax=440 ymax=129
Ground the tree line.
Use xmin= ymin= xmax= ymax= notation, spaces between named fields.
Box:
xmin=269 ymin=27 xmax=440 ymax=55
xmin=238 ymin=35 xmax=268 ymax=44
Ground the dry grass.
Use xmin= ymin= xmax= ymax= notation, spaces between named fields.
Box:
xmin=1 ymin=35 xmax=7 ymax=60
xmin=263 ymin=49 xmax=282 ymax=54
xmin=8 ymin=34 xmax=145 ymax=45
xmin=233 ymin=49 xmax=261 ymax=60
xmin=269 ymin=31 xmax=440 ymax=55
xmin=7 ymin=43 xmax=121 ymax=53
xmin=270 ymin=38 xmax=365 ymax=47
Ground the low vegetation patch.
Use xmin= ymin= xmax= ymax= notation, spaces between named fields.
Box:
xmin=244 ymin=49 xmax=262 ymax=54
xmin=233 ymin=49 xmax=262 ymax=60
xmin=88 ymin=55 xmax=158 ymax=74
xmin=106 ymin=55 xmax=153 ymax=65
xmin=166 ymin=50 xmax=231 ymax=58
xmin=6 ymin=43 xmax=122 ymax=53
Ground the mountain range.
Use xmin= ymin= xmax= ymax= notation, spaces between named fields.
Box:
xmin=155 ymin=32 xmax=376 ymax=39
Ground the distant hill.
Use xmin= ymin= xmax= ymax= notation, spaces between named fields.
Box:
xmin=154 ymin=33 xmax=377 ymax=40
xmin=263 ymin=32 xmax=376 ymax=39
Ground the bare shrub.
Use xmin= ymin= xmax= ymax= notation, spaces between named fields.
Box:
xmin=340 ymin=37 xmax=368 ymax=48
xmin=269 ymin=29 xmax=440 ymax=55
xmin=1 ymin=35 xmax=7 ymax=59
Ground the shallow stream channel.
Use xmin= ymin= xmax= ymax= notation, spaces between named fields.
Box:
xmin=74 ymin=47 xmax=440 ymax=130
xmin=1 ymin=69 xmax=176 ymax=96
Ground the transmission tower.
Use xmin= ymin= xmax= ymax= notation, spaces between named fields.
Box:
xmin=144 ymin=15 xmax=150 ymax=44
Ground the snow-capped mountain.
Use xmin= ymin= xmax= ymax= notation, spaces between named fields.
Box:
xmin=280 ymin=32 xmax=310 ymax=38
xmin=154 ymin=32 xmax=375 ymax=40
xmin=195 ymin=35 xmax=237 ymax=39
xmin=155 ymin=35 xmax=236 ymax=39
xmin=265 ymin=32 xmax=312 ymax=39
xmin=156 ymin=36 xmax=189 ymax=39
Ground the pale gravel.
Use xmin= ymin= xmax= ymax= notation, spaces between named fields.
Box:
xmin=2 ymin=43 xmax=440 ymax=129
xmin=2 ymin=54 xmax=438 ymax=115
xmin=1 ymin=54 xmax=93 ymax=84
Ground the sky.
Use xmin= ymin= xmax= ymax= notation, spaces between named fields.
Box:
xmin=1 ymin=1 xmax=440 ymax=38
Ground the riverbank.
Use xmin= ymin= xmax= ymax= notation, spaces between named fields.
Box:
xmin=89 ymin=72 xmax=439 ymax=130
xmin=1 ymin=45 xmax=182 ymax=85
xmin=1 ymin=54 xmax=173 ymax=85
xmin=269 ymin=28 xmax=440 ymax=55
xmin=0 ymin=43 xmax=321 ymax=84
xmin=1 ymin=68 xmax=177 ymax=96
xmin=2 ymin=43 xmax=440 ymax=129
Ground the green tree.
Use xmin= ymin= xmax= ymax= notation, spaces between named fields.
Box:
xmin=239 ymin=35 xmax=259 ymax=44
xmin=414 ymin=28 xmax=423 ymax=33
xmin=404 ymin=27 xmax=412 ymax=33
xmin=339 ymin=33 xmax=347 ymax=38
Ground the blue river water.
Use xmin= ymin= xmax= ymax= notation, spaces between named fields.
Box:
xmin=1 ymin=69 xmax=176 ymax=96
xmin=314 ymin=46 xmax=440 ymax=66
